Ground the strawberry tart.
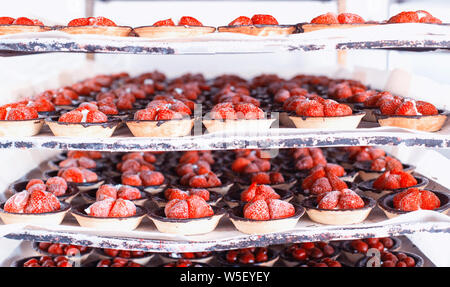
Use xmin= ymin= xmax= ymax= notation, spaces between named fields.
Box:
xmin=224 ymin=183 xmax=293 ymax=208
xmin=218 ymin=14 xmax=295 ymax=36
xmin=11 ymin=177 xmax=79 ymax=203
xmin=300 ymin=12 xmax=375 ymax=32
xmin=44 ymin=167 xmax=105 ymax=192
xmin=59 ymin=16 xmax=132 ymax=36
xmin=0 ymin=16 xmax=50 ymax=35
xmin=134 ymin=16 xmax=216 ymax=38
xmin=152 ymin=187 xmax=222 ymax=208
xmin=81 ymin=184 xmax=150 ymax=206
xmin=0 ymin=102 xmax=44 ymax=136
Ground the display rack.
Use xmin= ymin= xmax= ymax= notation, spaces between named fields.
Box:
xmin=0 ymin=2 xmax=449 ymax=267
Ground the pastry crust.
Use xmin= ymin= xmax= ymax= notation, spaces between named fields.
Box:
xmin=228 ymin=205 xmax=304 ymax=235
xmin=0 ymin=119 xmax=44 ymax=137
xmin=45 ymin=117 xmax=120 ymax=138
xmin=357 ymin=175 xmax=429 ymax=200
xmin=126 ymin=118 xmax=194 ymax=137
xmin=0 ymin=202 xmax=70 ymax=225
xmin=217 ymin=25 xmax=295 ymax=36
xmin=202 ymin=118 xmax=275 ymax=133
xmin=288 ymin=111 xmax=365 ymax=130
xmin=377 ymin=190 xmax=450 ymax=219
xmin=134 ymin=25 xmax=216 ymax=38
xmin=376 ymin=111 xmax=448 ymax=132
xmin=298 ymin=23 xmax=378 ymax=33
xmin=58 ymin=26 xmax=132 ymax=37
xmin=0 ymin=25 xmax=51 ymax=36
xmin=71 ymin=204 xmax=147 ymax=231
xmin=301 ymin=196 xmax=375 ymax=225
xmin=147 ymin=206 xmax=225 ymax=235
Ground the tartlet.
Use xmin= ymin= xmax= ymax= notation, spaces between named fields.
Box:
xmin=202 ymin=118 xmax=275 ymax=133
xmin=224 ymin=186 xmax=294 ymax=208
xmin=152 ymin=189 xmax=222 ymax=208
xmin=354 ymin=161 xmax=415 ymax=181
xmin=0 ymin=24 xmax=51 ymax=35
xmin=377 ymin=190 xmax=450 ymax=219
xmin=0 ymin=201 xmax=70 ymax=225
xmin=301 ymin=195 xmax=375 ymax=225
xmin=357 ymin=175 xmax=429 ymax=200
xmin=228 ymin=204 xmax=304 ymax=235
xmin=80 ymin=187 xmax=150 ymax=206
xmin=297 ymin=23 xmax=377 ymax=33
xmin=286 ymin=111 xmax=366 ymax=130
xmin=58 ymin=25 xmax=132 ymax=36
xmin=10 ymin=179 xmax=79 ymax=203
xmin=147 ymin=206 xmax=225 ymax=235
xmin=45 ymin=116 xmax=121 ymax=138
xmin=375 ymin=110 xmax=448 ymax=132
xmin=125 ymin=117 xmax=194 ymax=137
xmin=71 ymin=203 xmax=147 ymax=231
xmin=0 ymin=118 xmax=44 ymax=137
xmin=218 ymin=24 xmax=295 ymax=36
xmin=134 ymin=25 xmax=216 ymax=38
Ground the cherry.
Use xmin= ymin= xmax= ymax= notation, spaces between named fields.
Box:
xmin=41 ymin=260 xmax=56 ymax=267
xmin=309 ymin=247 xmax=324 ymax=259
xmin=371 ymin=241 xmax=385 ymax=252
xmin=238 ymin=252 xmax=255 ymax=264
xmin=396 ymin=261 xmax=407 ymax=267
xmin=292 ymin=248 xmax=307 ymax=261
xmin=351 ymin=240 xmax=369 ymax=253
xmin=226 ymin=250 xmax=238 ymax=263
xmin=382 ymin=253 xmax=398 ymax=263
xmin=301 ymin=242 xmax=315 ymax=249
xmin=23 ymin=258 xmax=39 ymax=267
xmin=404 ymin=256 xmax=416 ymax=267
xmin=47 ymin=244 xmax=64 ymax=255
xmin=396 ymin=253 xmax=407 ymax=261
xmin=322 ymin=245 xmax=335 ymax=256
xmin=365 ymin=238 xmax=379 ymax=246
xmin=380 ymin=238 xmax=394 ymax=249
xmin=382 ymin=260 xmax=395 ymax=267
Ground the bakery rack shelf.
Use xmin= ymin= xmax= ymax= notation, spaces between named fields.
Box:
xmin=1 ymin=125 xmax=449 ymax=151
xmin=0 ymin=23 xmax=449 ymax=56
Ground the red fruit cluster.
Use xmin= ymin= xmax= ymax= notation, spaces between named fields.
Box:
xmin=225 ymin=247 xmax=270 ymax=264
xmin=347 ymin=146 xmax=386 ymax=162
xmin=393 ymin=188 xmax=440 ymax=211
xmin=87 ymin=198 xmax=136 ymax=218
xmin=370 ymin=156 xmax=403 ymax=172
xmin=134 ymin=99 xmax=191 ymax=121
xmin=388 ymin=10 xmax=442 ymax=24
xmin=103 ymin=248 xmax=147 ymax=258
xmin=373 ymin=170 xmax=417 ymax=190
xmin=59 ymin=167 xmax=98 ymax=183
xmin=250 ymin=171 xmax=285 ymax=185
xmin=33 ymin=87 xmax=78 ymax=109
xmin=4 ymin=190 xmax=60 ymax=214
xmin=311 ymin=12 xmax=365 ymax=24
xmin=0 ymin=17 xmax=43 ymax=25
xmin=121 ymin=170 xmax=165 ymax=186
xmin=25 ymin=176 xmax=68 ymax=197
xmin=68 ymin=16 xmax=116 ymax=26
xmin=287 ymin=242 xmax=336 ymax=262
xmin=96 ymin=184 xmax=142 ymax=201
xmin=243 ymin=198 xmax=295 ymax=220
xmin=366 ymin=251 xmax=416 ymax=267
xmin=292 ymin=148 xmax=327 ymax=170
xmin=380 ymin=99 xmax=438 ymax=116
xmin=179 ymin=171 xmax=221 ymax=188
xmin=23 ymin=256 xmax=72 ymax=267
xmin=231 ymin=150 xmax=271 ymax=173
xmin=67 ymin=150 xmax=102 ymax=159
xmin=164 ymin=195 xmax=214 ymax=219
xmin=179 ymin=150 xmax=214 ymax=165
xmin=317 ymin=188 xmax=365 ymax=210
xmin=59 ymin=156 xmax=96 ymax=169
xmin=228 ymin=14 xmax=278 ymax=26
xmin=210 ymin=102 xmax=265 ymax=120
xmin=153 ymin=16 xmax=203 ymax=26
xmin=71 ymin=73 xmax=129 ymax=95
xmin=302 ymin=169 xmax=348 ymax=195
xmin=59 ymin=103 xmax=108 ymax=123
xmin=327 ymin=79 xmax=367 ymax=100
xmin=96 ymin=258 xmax=142 ymax=267
xmin=116 ymin=153 xmax=156 ymax=173
xmin=165 ymin=187 xmax=210 ymax=201
xmin=38 ymin=242 xmax=90 ymax=256
xmin=350 ymin=237 xmax=395 ymax=254
xmin=176 ymin=161 xmax=211 ymax=177
xmin=240 ymin=183 xmax=280 ymax=202
xmin=0 ymin=103 xmax=38 ymax=121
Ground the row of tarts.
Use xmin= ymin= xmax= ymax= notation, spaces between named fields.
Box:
xmin=13 ymin=236 xmax=424 ymax=267
xmin=0 ymin=10 xmax=444 ymax=37
xmin=0 ymin=147 xmax=448 ymax=236
xmin=0 ymin=70 xmax=447 ymax=138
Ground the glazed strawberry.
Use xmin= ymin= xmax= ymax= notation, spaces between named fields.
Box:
xmin=327 ymin=173 xmax=348 ymax=190
xmin=256 ymin=185 xmax=280 ymax=200
xmin=318 ymin=190 xmax=340 ymax=209
xmin=398 ymin=172 xmax=417 ymax=188
xmin=88 ymin=198 xmax=115 ymax=217
xmin=311 ymin=176 xmax=333 ymax=195
xmin=0 ymin=17 xmax=15 ymax=25
xmin=117 ymin=186 xmax=141 ymax=200
xmin=251 ymin=14 xmax=278 ymax=25
xmin=96 ymin=184 xmax=117 ymax=201
xmin=234 ymin=103 xmax=265 ymax=119
xmin=60 ymin=167 xmax=85 ymax=183
xmin=122 ymin=173 xmax=143 ymax=186
xmin=311 ymin=13 xmax=339 ymax=24
xmin=241 ymin=182 xmax=257 ymax=202
xmin=109 ymin=198 xmax=136 ymax=217
xmin=243 ymin=199 xmax=270 ymax=220
xmin=395 ymin=101 xmax=417 ymax=115
xmin=4 ymin=191 xmax=30 ymax=213
xmin=165 ymin=199 xmax=189 ymax=219
xmin=385 ymin=157 xmax=403 ymax=171
xmin=323 ymin=100 xmax=352 ymax=117
xmin=81 ymin=168 xmax=98 ymax=182
xmin=153 ymin=19 xmax=175 ymax=26
xmin=13 ymin=17 xmax=34 ymax=25
xmin=416 ymin=101 xmax=438 ymax=115
xmin=179 ymin=16 xmax=202 ymax=26
xmin=24 ymin=190 xmax=60 ymax=214
xmin=296 ymin=100 xmax=324 ymax=117
xmin=26 ymin=179 xmax=45 ymax=190
xmin=27 ymin=183 xmax=46 ymax=193
xmin=251 ymin=172 xmax=271 ymax=184
xmin=59 ymin=110 xmax=83 ymax=123
xmin=189 ymin=189 xmax=210 ymax=201
xmin=301 ymin=168 xmax=326 ymax=190
xmin=4 ymin=106 xmax=38 ymax=120
xmin=337 ymin=13 xmax=365 ymax=24
xmin=393 ymin=188 xmax=440 ymax=211
xmin=380 ymin=99 xmax=402 ymax=115
xmin=67 ymin=18 xmax=90 ymax=26
xmin=229 ymin=16 xmax=253 ymax=26
xmin=186 ymin=195 xmax=214 ymax=218
xmin=396 ymin=188 xmax=421 ymax=211
xmin=86 ymin=110 xmax=108 ymax=123
xmin=267 ymin=199 xmax=295 ymax=219
xmin=140 ymin=171 xmax=164 ymax=186
xmin=388 ymin=11 xmax=419 ymax=23
xmin=165 ymin=188 xmax=189 ymax=200
xmin=419 ymin=190 xmax=441 ymax=210
xmin=324 ymin=164 xmax=345 ymax=177
xmin=45 ymin=177 xmax=68 ymax=196
xmin=337 ymin=189 xmax=365 ymax=209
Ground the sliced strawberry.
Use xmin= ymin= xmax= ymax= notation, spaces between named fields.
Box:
xmin=67 ymin=18 xmax=90 ymax=26
xmin=301 ymin=167 xmax=326 ymax=190
xmin=165 ymin=199 xmax=189 ymax=219
xmin=296 ymin=100 xmax=324 ymax=117
xmin=87 ymin=198 xmax=115 ymax=217
xmin=416 ymin=101 xmax=438 ymax=115
xmin=178 ymin=16 xmax=202 ymax=26
xmin=12 ymin=17 xmax=34 ymax=25
xmin=186 ymin=195 xmax=214 ymax=218
xmin=380 ymin=99 xmax=402 ymax=115
xmin=317 ymin=190 xmax=340 ymax=209
xmin=109 ymin=198 xmax=136 ymax=217
xmin=337 ymin=189 xmax=365 ymax=209
xmin=385 ymin=156 xmax=403 ymax=171
xmin=371 ymin=158 xmax=386 ymax=171
xmin=420 ymin=190 xmax=440 ymax=210
xmin=46 ymin=177 xmax=68 ymax=196
xmin=189 ymin=189 xmax=210 ymax=201
xmin=229 ymin=16 xmax=253 ymax=26
xmin=139 ymin=171 xmax=164 ymax=186
xmin=398 ymin=189 xmax=421 ymax=211
xmin=327 ymin=173 xmax=348 ymax=191
xmin=121 ymin=173 xmax=142 ymax=186
xmin=96 ymin=184 xmax=118 ymax=201
xmin=153 ymin=19 xmax=175 ymax=26
xmin=395 ymin=101 xmax=417 ymax=116
xmin=166 ymin=188 xmax=188 ymax=200
xmin=311 ymin=177 xmax=332 ymax=195
xmin=267 ymin=199 xmax=295 ymax=219
xmin=26 ymin=179 xmax=45 ymax=190
xmin=86 ymin=110 xmax=108 ymax=123
xmin=388 ymin=11 xmax=419 ymax=23
xmin=59 ymin=110 xmax=83 ymax=123
xmin=243 ymin=199 xmax=270 ymax=220
xmin=61 ymin=167 xmax=84 ymax=183
xmin=311 ymin=13 xmax=339 ymax=24
xmin=251 ymin=172 xmax=271 ymax=184
xmin=0 ymin=17 xmax=15 ymax=25
xmin=251 ymin=14 xmax=278 ymax=25
xmin=337 ymin=13 xmax=365 ymax=24
xmin=117 ymin=186 xmax=141 ymax=200
xmin=24 ymin=190 xmax=60 ymax=214
xmin=398 ymin=172 xmax=417 ymax=188
xmin=89 ymin=16 xmax=116 ymax=26
xmin=4 ymin=191 xmax=30 ymax=213
xmin=255 ymin=185 xmax=280 ymax=200
xmin=241 ymin=182 xmax=257 ymax=202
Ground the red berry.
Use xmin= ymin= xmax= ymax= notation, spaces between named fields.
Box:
xmin=178 ymin=16 xmax=202 ymax=26
xmin=153 ymin=19 xmax=175 ymax=26
xmin=229 ymin=16 xmax=253 ymax=26
xmin=251 ymin=14 xmax=278 ymax=25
